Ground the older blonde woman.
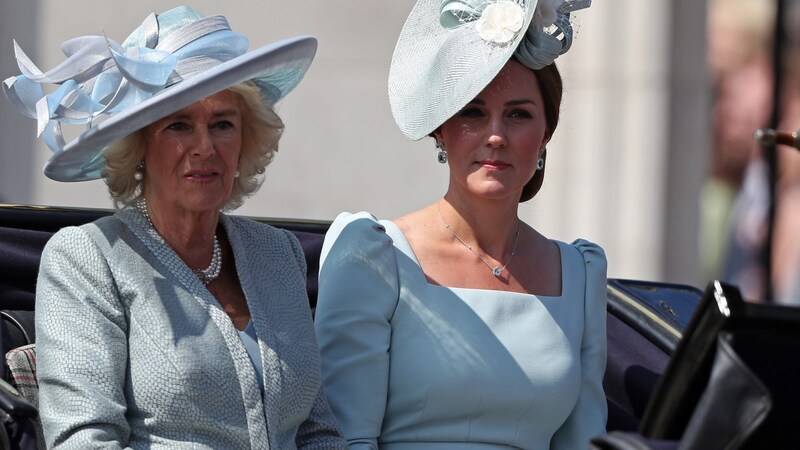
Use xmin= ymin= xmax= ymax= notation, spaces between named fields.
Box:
xmin=4 ymin=6 xmax=345 ymax=449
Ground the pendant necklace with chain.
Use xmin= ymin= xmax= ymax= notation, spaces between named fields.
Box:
xmin=436 ymin=201 xmax=520 ymax=277
xmin=135 ymin=199 xmax=222 ymax=286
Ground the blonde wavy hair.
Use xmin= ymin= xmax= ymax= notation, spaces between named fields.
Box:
xmin=102 ymin=81 xmax=284 ymax=211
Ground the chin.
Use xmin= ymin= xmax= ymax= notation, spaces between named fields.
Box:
xmin=468 ymin=191 xmax=516 ymax=202
xmin=467 ymin=183 xmax=521 ymax=200
xmin=182 ymin=195 xmax=228 ymax=213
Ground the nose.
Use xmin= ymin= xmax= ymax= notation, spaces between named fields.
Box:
xmin=486 ymin=119 xmax=507 ymax=149
xmin=191 ymin=127 xmax=215 ymax=157
xmin=487 ymin=134 xmax=507 ymax=148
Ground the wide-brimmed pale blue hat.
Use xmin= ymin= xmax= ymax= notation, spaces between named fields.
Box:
xmin=3 ymin=6 xmax=317 ymax=182
xmin=389 ymin=0 xmax=590 ymax=140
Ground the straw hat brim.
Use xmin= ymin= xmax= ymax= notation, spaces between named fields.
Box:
xmin=388 ymin=0 xmax=537 ymax=141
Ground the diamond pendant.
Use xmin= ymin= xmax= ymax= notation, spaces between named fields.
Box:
xmin=492 ymin=266 xmax=502 ymax=277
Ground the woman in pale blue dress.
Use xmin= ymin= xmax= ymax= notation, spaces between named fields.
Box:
xmin=314 ymin=0 xmax=606 ymax=449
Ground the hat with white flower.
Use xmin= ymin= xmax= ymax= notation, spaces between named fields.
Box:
xmin=389 ymin=0 xmax=590 ymax=140
xmin=3 ymin=6 xmax=317 ymax=182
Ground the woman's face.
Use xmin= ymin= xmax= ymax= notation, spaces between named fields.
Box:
xmin=435 ymin=59 xmax=549 ymax=201
xmin=142 ymin=90 xmax=243 ymax=215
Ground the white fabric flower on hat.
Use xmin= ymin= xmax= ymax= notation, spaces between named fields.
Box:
xmin=475 ymin=1 xmax=525 ymax=45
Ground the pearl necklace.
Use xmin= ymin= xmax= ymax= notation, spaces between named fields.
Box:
xmin=436 ymin=202 xmax=520 ymax=277
xmin=135 ymin=199 xmax=222 ymax=286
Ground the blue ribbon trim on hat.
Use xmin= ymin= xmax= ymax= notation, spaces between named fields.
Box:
xmin=1 ymin=7 xmax=245 ymax=155
xmin=515 ymin=0 xmax=590 ymax=69
xmin=440 ymin=0 xmax=486 ymax=27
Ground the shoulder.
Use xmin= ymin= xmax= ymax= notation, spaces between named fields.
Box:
xmin=224 ymin=214 xmax=298 ymax=248
xmin=42 ymin=216 xmax=121 ymax=257
xmin=326 ymin=211 xmax=387 ymax=239
xmin=36 ymin=221 xmax=122 ymax=306
xmin=321 ymin=211 xmax=394 ymax=263
xmin=40 ymin=226 xmax=89 ymax=266
xmin=224 ymin=214 xmax=277 ymax=235
xmin=317 ymin=212 xmax=401 ymax=314
xmin=565 ymin=239 xmax=607 ymax=314
xmin=223 ymin=215 xmax=305 ymax=273
xmin=568 ymin=239 xmax=607 ymax=271
xmin=322 ymin=211 xmax=391 ymax=255
xmin=44 ymin=225 xmax=88 ymax=248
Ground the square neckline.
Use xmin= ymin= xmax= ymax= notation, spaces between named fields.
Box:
xmin=380 ymin=219 xmax=567 ymax=299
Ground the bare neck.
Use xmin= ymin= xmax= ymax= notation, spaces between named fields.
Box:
xmin=144 ymin=200 xmax=220 ymax=268
xmin=437 ymin=194 xmax=521 ymax=255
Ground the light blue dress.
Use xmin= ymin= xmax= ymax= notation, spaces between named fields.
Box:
xmin=314 ymin=212 xmax=607 ymax=449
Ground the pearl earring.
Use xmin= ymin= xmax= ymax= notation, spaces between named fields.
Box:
xmin=134 ymin=160 xmax=145 ymax=181
xmin=234 ymin=170 xmax=240 ymax=178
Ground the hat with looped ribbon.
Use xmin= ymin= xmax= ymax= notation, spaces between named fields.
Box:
xmin=3 ymin=6 xmax=317 ymax=182
xmin=388 ymin=0 xmax=590 ymax=140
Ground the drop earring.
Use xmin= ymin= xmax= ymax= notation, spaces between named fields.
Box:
xmin=134 ymin=160 xmax=145 ymax=181
xmin=536 ymin=149 xmax=545 ymax=171
xmin=234 ymin=170 xmax=240 ymax=178
xmin=436 ymin=141 xmax=447 ymax=164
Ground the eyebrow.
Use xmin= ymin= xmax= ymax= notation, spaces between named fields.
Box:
xmin=467 ymin=98 xmax=537 ymax=107
xmin=167 ymin=109 xmax=241 ymax=120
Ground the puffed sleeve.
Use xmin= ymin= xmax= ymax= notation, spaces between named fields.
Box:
xmin=551 ymin=239 xmax=608 ymax=449
xmin=35 ymin=226 xmax=132 ymax=449
xmin=314 ymin=212 xmax=400 ymax=450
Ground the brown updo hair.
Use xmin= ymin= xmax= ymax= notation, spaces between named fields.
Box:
xmin=520 ymin=61 xmax=563 ymax=202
